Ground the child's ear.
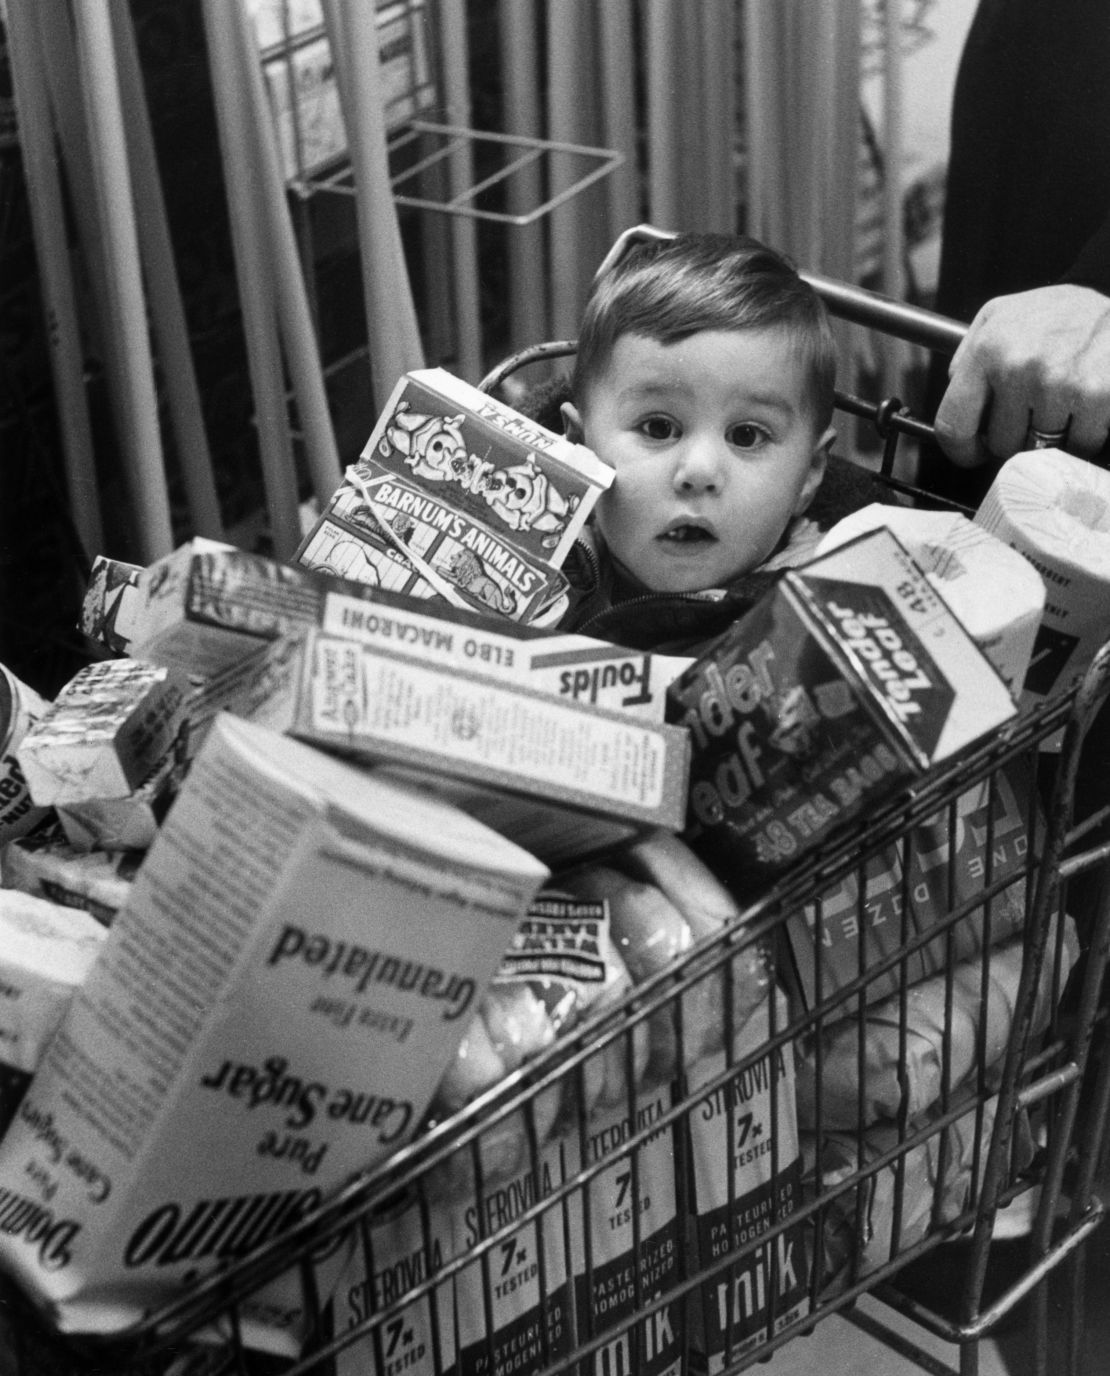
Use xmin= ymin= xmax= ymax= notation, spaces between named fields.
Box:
xmin=560 ymin=400 xmax=585 ymax=445
xmin=794 ymin=425 xmax=835 ymax=515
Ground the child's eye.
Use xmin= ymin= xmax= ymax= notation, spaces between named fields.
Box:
xmin=639 ymin=415 xmax=679 ymax=441
xmin=727 ymin=423 xmax=768 ymax=449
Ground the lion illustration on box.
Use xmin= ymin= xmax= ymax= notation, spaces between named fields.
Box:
xmin=440 ymin=547 xmax=516 ymax=616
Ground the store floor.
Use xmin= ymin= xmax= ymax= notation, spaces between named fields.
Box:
xmin=762 ymin=1188 xmax=1110 ymax=1375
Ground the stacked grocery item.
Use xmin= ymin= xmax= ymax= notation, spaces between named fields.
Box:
xmin=0 ymin=417 xmax=1096 ymax=1370
xmin=0 ymin=380 xmax=682 ymax=1353
xmin=0 ymin=711 xmax=552 ymax=1351
xmin=296 ymin=367 xmax=614 ymax=627
xmin=667 ymin=525 xmax=1020 ymax=893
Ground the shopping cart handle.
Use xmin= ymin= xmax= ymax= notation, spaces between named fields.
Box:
xmin=800 ymin=269 xmax=968 ymax=354
xmin=593 ymin=224 xmax=969 ymax=355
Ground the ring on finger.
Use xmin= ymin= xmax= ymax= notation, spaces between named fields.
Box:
xmin=1026 ymin=415 xmax=1072 ymax=449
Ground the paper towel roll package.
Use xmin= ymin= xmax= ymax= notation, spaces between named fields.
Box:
xmin=816 ymin=503 xmax=1046 ymax=697
xmin=975 ymin=449 xmax=1110 ymax=712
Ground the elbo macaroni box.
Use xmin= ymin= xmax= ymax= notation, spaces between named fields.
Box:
xmin=666 ymin=528 xmax=1016 ymax=895
xmin=237 ymin=627 xmax=691 ymax=867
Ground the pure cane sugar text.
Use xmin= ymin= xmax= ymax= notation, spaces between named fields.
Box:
xmin=0 ymin=715 xmax=548 ymax=1344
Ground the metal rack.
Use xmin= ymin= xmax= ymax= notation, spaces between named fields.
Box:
xmin=2 ymin=266 xmax=1108 ymax=1376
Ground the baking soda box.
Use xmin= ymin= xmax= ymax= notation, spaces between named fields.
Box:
xmin=0 ymin=714 xmax=548 ymax=1346
xmin=667 ymin=528 xmax=1017 ymax=896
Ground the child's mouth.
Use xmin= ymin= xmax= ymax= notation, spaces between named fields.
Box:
xmin=660 ymin=523 xmax=715 ymax=545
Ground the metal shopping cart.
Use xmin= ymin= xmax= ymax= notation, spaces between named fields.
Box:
xmin=2 ymin=232 xmax=1110 ymax=1376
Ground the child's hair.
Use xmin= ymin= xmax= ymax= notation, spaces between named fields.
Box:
xmin=572 ymin=231 xmax=837 ymax=433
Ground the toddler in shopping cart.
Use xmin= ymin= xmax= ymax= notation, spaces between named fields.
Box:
xmin=554 ymin=230 xmax=841 ymax=650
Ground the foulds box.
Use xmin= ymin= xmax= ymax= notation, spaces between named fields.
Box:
xmin=666 ymin=527 xmax=1017 ymax=894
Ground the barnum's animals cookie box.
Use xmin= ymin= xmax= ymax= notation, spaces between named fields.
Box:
xmin=296 ymin=368 xmax=613 ymax=624
xmin=666 ymin=527 xmax=1017 ymax=895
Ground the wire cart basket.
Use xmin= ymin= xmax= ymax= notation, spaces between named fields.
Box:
xmin=2 ymin=238 xmax=1110 ymax=1376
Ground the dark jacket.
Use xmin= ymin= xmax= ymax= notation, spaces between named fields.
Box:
xmin=554 ymin=452 xmax=906 ymax=655
xmin=919 ymin=0 xmax=1110 ymax=503
xmin=513 ymin=376 xmax=907 ymax=656
xmin=557 ymin=522 xmax=808 ymax=655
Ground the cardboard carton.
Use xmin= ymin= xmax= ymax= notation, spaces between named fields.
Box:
xmin=355 ymin=368 xmax=611 ymax=563
xmin=1 ymin=825 xmax=142 ymax=925
xmin=781 ymin=754 xmax=1037 ymax=1012
xmin=0 ymin=890 xmax=106 ymax=1076
xmin=667 ymin=528 xmax=1016 ymax=895
xmin=567 ymin=1077 xmax=686 ymax=1376
xmin=687 ymin=991 xmax=809 ymax=1368
xmin=125 ymin=542 xmax=687 ymax=723
xmin=16 ymin=660 xmax=188 ymax=808
xmin=331 ymin=1192 xmax=456 ymax=1376
xmin=0 ymin=890 xmax=107 ymax=1137
xmin=78 ymin=556 xmax=144 ymax=657
xmin=296 ymin=368 xmax=613 ymax=624
xmin=53 ymin=749 xmax=182 ymax=854
xmin=130 ymin=538 xmax=300 ymax=677
xmin=452 ymin=1132 xmax=576 ymax=1376
xmin=340 ymin=463 xmax=570 ymax=624
xmin=0 ymin=664 xmax=52 ymax=843
xmin=236 ymin=628 xmax=691 ymax=866
xmin=782 ymin=846 xmax=925 ymax=1012
xmin=325 ymin=582 xmax=691 ymax=720
xmin=0 ymin=713 xmax=548 ymax=1340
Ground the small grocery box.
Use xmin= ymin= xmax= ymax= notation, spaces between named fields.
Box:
xmin=667 ymin=525 xmax=1016 ymax=894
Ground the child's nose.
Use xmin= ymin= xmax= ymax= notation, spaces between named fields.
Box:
xmin=674 ymin=437 xmax=725 ymax=493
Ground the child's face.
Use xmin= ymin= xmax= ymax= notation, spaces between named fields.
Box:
xmin=563 ymin=328 xmax=831 ymax=593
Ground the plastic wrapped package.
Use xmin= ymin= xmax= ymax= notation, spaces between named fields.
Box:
xmin=561 ymin=834 xmax=772 ymax=1082
xmin=804 ymin=1091 xmax=1036 ymax=1291
xmin=621 ymin=825 xmax=744 ymax=939
xmin=794 ymin=914 xmax=1078 ymax=1130
xmin=428 ymin=890 xmax=644 ymax=1191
